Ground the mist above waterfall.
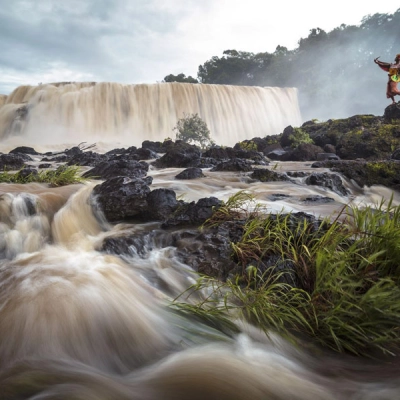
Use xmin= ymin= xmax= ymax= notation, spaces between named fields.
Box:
xmin=0 ymin=82 xmax=301 ymax=149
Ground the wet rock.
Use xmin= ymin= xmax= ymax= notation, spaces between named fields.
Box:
xmin=390 ymin=148 xmax=400 ymax=160
xmin=174 ymin=225 xmax=238 ymax=280
xmin=15 ymin=167 xmax=38 ymax=179
xmin=203 ymin=146 xmax=236 ymax=159
xmin=153 ymin=141 xmax=201 ymax=168
xmin=67 ymin=151 xmax=108 ymax=167
xmin=305 ymin=172 xmax=348 ymax=196
xmin=316 ymin=153 xmax=340 ymax=161
xmin=286 ymin=171 xmax=309 ymax=178
xmin=65 ymin=147 xmax=83 ymax=156
xmin=323 ymin=144 xmax=336 ymax=153
xmin=142 ymin=140 xmax=163 ymax=153
xmin=83 ymin=159 xmax=149 ymax=180
xmin=175 ymin=167 xmax=205 ymax=180
xmin=313 ymin=160 xmax=400 ymax=190
xmin=211 ymin=159 xmax=253 ymax=172
xmin=91 ymin=176 xmax=153 ymax=222
xmin=280 ymin=125 xmax=295 ymax=148
xmin=131 ymin=147 xmax=159 ymax=160
xmin=42 ymin=155 xmax=69 ymax=162
xmin=0 ymin=154 xmax=27 ymax=170
xmin=268 ymin=193 xmax=292 ymax=201
xmin=38 ymin=163 xmax=52 ymax=169
xmin=145 ymin=188 xmax=180 ymax=221
xmin=301 ymin=195 xmax=334 ymax=204
xmin=162 ymin=197 xmax=222 ymax=228
xmin=383 ymin=102 xmax=400 ymax=123
xmin=281 ymin=143 xmax=324 ymax=161
xmin=250 ymin=168 xmax=290 ymax=182
xmin=265 ymin=148 xmax=287 ymax=161
xmin=9 ymin=146 xmax=40 ymax=155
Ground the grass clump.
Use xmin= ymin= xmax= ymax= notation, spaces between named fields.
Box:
xmin=0 ymin=165 xmax=88 ymax=187
xmin=179 ymin=191 xmax=400 ymax=356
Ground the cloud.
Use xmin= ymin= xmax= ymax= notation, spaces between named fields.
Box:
xmin=0 ymin=0 xmax=399 ymax=95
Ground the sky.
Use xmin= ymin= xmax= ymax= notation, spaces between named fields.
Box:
xmin=1 ymin=0 xmax=399 ymax=95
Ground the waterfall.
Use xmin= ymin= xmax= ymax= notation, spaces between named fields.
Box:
xmin=0 ymin=82 xmax=301 ymax=147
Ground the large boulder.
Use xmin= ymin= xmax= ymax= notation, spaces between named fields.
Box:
xmin=211 ymin=159 xmax=253 ymax=172
xmin=9 ymin=146 xmax=40 ymax=156
xmin=145 ymin=188 xmax=180 ymax=221
xmin=175 ymin=167 xmax=205 ymax=180
xmin=281 ymin=143 xmax=324 ymax=161
xmin=305 ymin=172 xmax=348 ymax=196
xmin=250 ymin=168 xmax=291 ymax=182
xmin=91 ymin=176 xmax=152 ymax=222
xmin=383 ymin=103 xmax=400 ymax=123
xmin=83 ymin=159 xmax=149 ymax=179
xmin=162 ymin=197 xmax=222 ymax=228
xmin=0 ymin=154 xmax=28 ymax=170
xmin=153 ymin=141 xmax=201 ymax=168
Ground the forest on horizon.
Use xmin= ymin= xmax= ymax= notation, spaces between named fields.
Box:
xmin=163 ymin=9 xmax=400 ymax=121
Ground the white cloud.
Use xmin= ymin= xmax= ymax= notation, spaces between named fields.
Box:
xmin=0 ymin=0 xmax=399 ymax=94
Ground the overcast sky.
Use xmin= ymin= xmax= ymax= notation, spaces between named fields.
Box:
xmin=1 ymin=0 xmax=398 ymax=95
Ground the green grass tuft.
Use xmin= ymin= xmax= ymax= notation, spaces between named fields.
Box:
xmin=179 ymin=192 xmax=400 ymax=357
xmin=0 ymin=165 xmax=88 ymax=187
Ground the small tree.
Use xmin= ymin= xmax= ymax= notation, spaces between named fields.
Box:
xmin=173 ymin=113 xmax=213 ymax=148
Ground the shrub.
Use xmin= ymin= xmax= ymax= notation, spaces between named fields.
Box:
xmin=173 ymin=113 xmax=213 ymax=149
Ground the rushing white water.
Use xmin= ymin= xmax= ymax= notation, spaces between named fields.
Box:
xmin=0 ymin=82 xmax=301 ymax=148
xmin=1 ymin=164 xmax=400 ymax=399
xmin=0 ymin=83 xmax=399 ymax=398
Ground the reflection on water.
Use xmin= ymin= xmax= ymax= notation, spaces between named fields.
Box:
xmin=0 ymin=164 xmax=400 ymax=399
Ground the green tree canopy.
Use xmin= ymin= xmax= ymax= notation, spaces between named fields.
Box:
xmin=163 ymin=73 xmax=198 ymax=83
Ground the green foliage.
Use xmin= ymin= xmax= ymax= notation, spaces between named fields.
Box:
xmin=186 ymin=191 xmax=400 ymax=356
xmin=0 ymin=166 xmax=88 ymax=187
xmin=173 ymin=113 xmax=213 ymax=149
xmin=163 ymin=73 xmax=198 ymax=83
xmin=238 ymin=140 xmax=257 ymax=151
xmin=178 ymin=9 xmax=400 ymax=119
xmin=288 ymin=128 xmax=314 ymax=148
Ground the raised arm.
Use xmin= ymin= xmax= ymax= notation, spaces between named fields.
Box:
xmin=374 ymin=57 xmax=390 ymax=72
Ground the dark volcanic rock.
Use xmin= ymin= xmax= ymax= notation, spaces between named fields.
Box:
xmin=301 ymin=195 xmax=334 ymax=204
xmin=305 ymin=172 xmax=348 ymax=196
xmin=312 ymin=160 xmax=400 ymax=190
xmin=145 ymin=188 xmax=180 ymax=221
xmin=203 ymin=146 xmax=236 ymax=159
xmin=83 ymin=159 xmax=149 ymax=179
xmin=9 ymin=146 xmax=39 ymax=156
xmin=316 ymin=153 xmax=340 ymax=161
xmin=383 ymin=102 xmax=400 ymax=123
xmin=91 ymin=176 xmax=152 ymax=222
xmin=250 ymin=168 xmax=290 ymax=182
xmin=266 ymin=148 xmax=287 ymax=161
xmin=67 ymin=151 xmax=108 ymax=167
xmin=211 ymin=159 xmax=253 ymax=172
xmin=281 ymin=143 xmax=324 ymax=161
xmin=15 ymin=167 xmax=38 ymax=179
xmin=162 ymin=197 xmax=222 ymax=228
xmin=175 ymin=167 xmax=205 ymax=180
xmin=153 ymin=142 xmax=201 ymax=168
xmin=38 ymin=163 xmax=52 ymax=169
xmin=0 ymin=154 xmax=28 ymax=170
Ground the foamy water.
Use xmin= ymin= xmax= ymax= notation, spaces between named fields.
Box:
xmin=0 ymin=167 xmax=399 ymax=399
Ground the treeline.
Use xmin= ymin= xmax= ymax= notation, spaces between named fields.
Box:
xmin=163 ymin=9 xmax=400 ymax=121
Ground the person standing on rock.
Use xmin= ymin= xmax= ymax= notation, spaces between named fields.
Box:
xmin=374 ymin=54 xmax=400 ymax=104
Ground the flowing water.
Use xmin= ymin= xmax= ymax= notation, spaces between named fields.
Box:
xmin=0 ymin=82 xmax=301 ymax=149
xmin=0 ymin=84 xmax=399 ymax=399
